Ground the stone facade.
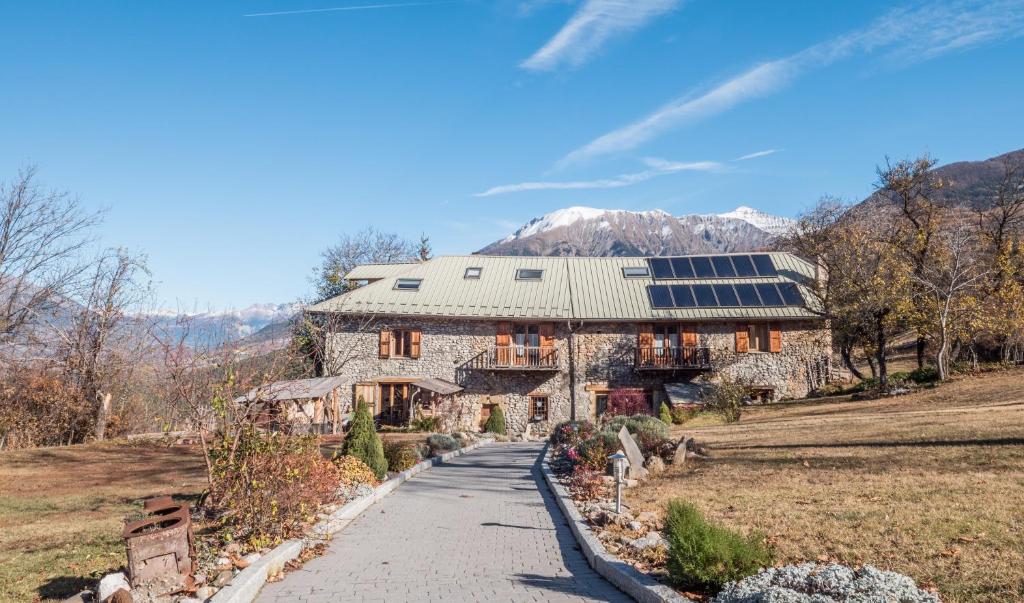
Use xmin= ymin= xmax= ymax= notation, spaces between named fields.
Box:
xmin=323 ymin=316 xmax=832 ymax=437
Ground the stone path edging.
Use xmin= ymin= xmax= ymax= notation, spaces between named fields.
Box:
xmin=539 ymin=444 xmax=693 ymax=603
xmin=209 ymin=439 xmax=489 ymax=603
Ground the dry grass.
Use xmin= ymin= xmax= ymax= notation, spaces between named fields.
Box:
xmin=629 ymin=368 xmax=1024 ymax=603
xmin=0 ymin=442 xmax=206 ymax=602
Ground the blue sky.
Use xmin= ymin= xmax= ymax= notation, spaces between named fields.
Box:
xmin=2 ymin=0 xmax=1022 ymax=309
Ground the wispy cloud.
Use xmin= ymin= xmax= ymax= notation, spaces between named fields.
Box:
xmin=521 ymin=0 xmax=682 ymax=71
xmin=244 ymin=1 xmax=458 ymax=18
xmin=475 ymin=158 xmax=720 ymax=197
xmin=735 ymin=149 xmax=782 ymax=161
xmin=559 ymin=0 xmax=1024 ymax=164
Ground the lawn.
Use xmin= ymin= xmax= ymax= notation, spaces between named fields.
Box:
xmin=0 ymin=442 xmax=206 ymax=602
xmin=628 ymin=368 xmax=1024 ymax=603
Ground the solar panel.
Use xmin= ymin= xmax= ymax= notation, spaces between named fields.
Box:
xmin=734 ymin=284 xmax=762 ymax=306
xmin=731 ymin=254 xmax=757 ymax=277
xmin=755 ymin=283 xmax=784 ymax=306
xmin=669 ymin=285 xmax=696 ymax=307
xmin=649 ymin=258 xmax=674 ymax=279
xmin=648 ymin=285 xmax=674 ymax=308
xmin=670 ymin=257 xmax=695 ymax=279
xmin=711 ymin=256 xmax=737 ymax=278
xmin=751 ymin=254 xmax=778 ymax=277
xmin=778 ymin=282 xmax=804 ymax=306
xmin=690 ymin=256 xmax=715 ymax=278
xmin=691 ymin=284 xmax=717 ymax=306
xmin=713 ymin=284 xmax=740 ymax=307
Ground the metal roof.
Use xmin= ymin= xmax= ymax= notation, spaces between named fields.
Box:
xmin=344 ymin=262 xmax=421 ymax=281
xmin=235 ymin=376 xmax=346 ymax=404
xmin=411 ymin=377 xmax=464 ymax=396
xmin=308 ymin=253 xmax=823 ymax=321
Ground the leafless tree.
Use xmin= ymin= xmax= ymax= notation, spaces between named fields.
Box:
xmin=312 ymin=227 xmax=419 ymax=302
xmin=0 ymin=167 xmax=100 ymax=340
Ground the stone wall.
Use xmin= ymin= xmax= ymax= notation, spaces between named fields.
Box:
xmin=324 ymin=316 xmax=832 ymax=437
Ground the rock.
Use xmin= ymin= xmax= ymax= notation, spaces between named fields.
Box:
xmin=212 ymin=570 xmax=233 ymax=588
xmin=617 ymin=427 xmax=648 ymax=480
xmin=214 ymin=557 xmax=232 ymax=571
xmin=98 ymin=573 xmax=130 ymax=602
xmin=644 ymin=456 xmax=666 ymax=475
xmin=672 ymin=437 xmax=690 ymax=465
xmin=637 ymin=510 xmax=662 ymax=528
xmin=627 ymin=521 xmax=645 ymax=532
xmin=192 ymin=573 xmax=207 ymax=586
xmin=624 ymin=478 xmax=639 ymax=488
xmin=630 ymin=531 xmax=666 ymax=550
xmin=224 ymin=542 xmax=242 ymax=555
xmin=194 ymin=585 xmax=215 ymax=601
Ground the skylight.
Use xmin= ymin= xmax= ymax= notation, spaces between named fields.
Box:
xmin=516 ymin=268 xmax=544 ymax=281
xmin=622 ymin=266 xmax=650 ymax=278
xmin=464 ymin=267 xmax=482 ymax=279
xmin=394 ymin=278 xmax=422 ymax=291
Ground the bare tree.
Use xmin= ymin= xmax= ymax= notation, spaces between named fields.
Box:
xmin=0 ymin=166 xmax=100 ymax=339
xmin=312 ymin=227 xmax=419 ymax=302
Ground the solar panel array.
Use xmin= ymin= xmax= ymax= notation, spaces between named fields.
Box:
xmin=648 ymin=254 xmax=778 ymax=279
xmin=648 ymin=282 xmax=805 ymax=309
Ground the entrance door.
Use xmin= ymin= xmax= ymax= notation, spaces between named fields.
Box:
xmin=378 ymin=382 xmax=410 ymax=426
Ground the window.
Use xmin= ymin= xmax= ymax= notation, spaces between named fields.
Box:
xmin=394 ymin=278 xmax=422 ymax=291
xmin=516 ymin=268 xmax=544 ymax=280
xmin=514 ymin=323 xmax=541 ymax=353
xmin=622 ymin=266 xmax=650 ymax=278
xmin=653 ymin=324 xmax=680 ymax=355
xmin=747 ymin=323 xmax=770 ymax=352
xmin=391 ymin=329 xmax=418 ymax=358
xmin=595 ymin=393 xmax=609 ymax=417
xmin=529 ymin=395 xmax=549 ymax=422
xmin=464 ymin=267 xmax=482 ymax=279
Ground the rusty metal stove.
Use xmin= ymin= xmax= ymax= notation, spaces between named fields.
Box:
xmin=122 ymin=496 xmax=194 ymax=588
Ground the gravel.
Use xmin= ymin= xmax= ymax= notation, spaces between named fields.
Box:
xmin=712 ymin=563 xmax=941 ymax=603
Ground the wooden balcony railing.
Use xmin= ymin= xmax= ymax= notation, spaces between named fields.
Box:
xmin=467 ymin=345 xmax=559 ymax=371
xmin=635 ymin=346 xmax=711 ymax=370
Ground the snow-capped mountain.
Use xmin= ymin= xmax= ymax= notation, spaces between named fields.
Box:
xmin=145 ymin=302 xmax=300 ymax=346
xmin=479 ymin=206 xmax=794 ymax=257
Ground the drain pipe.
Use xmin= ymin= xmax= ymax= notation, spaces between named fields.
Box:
xmin=567 ymin=319 xmax=577 ymax=421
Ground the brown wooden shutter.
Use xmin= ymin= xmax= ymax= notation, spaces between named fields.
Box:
xmin=769 ymin=323 xmax=782 ymax=353
xmin=379 ymin=329 xmax=391 ymax=358
xmin=681 ymin=324 xmax=697 ymax=347
xmin=638 ymin=324 xmax=654 ymax=348
xmin=409 ymin=330 xmax=422 ymax=359
xmin=496 ymin=322 xmax=512 ymax=346
xmin=735 ymin=324 xmax=749 ymax=353
xmin=539 ymin=323 xmax=555 ymax=348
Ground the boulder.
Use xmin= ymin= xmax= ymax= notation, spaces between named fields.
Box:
xmin=672 ymin=437 xmax=691 ymax=465
xmin=194 ymin=585 xmax=215 ymax=601
xmin=617 ymin=427 xmax=648 ymax=480
xmin=97 ymin=573 xmax=130 ymax=602
xmin=644 ymin=456 xmax=666 ymax=475
xmin=629 ymin=531 xmax=666 ymax=551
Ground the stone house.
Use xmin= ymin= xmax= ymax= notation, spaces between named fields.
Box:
xmin=307 ymin=253 xmax=832 ymax=437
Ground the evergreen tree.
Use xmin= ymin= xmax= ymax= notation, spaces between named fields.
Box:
xmin=659 ymin=402 xmax=673 ymax=425
xmin=484 ymin=405 xmax=507 ymax=435
xmin=344 ymin=399 xmax=387 ymax=479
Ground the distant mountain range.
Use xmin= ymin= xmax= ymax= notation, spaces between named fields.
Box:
xmin=477 ymin=205 xmax=794 ymax=256
xmin=144 ymin=303 xmax=300 ymax=348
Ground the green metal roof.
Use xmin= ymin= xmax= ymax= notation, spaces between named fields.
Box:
xmin=309 ymin=253 xmax=823 ymax=321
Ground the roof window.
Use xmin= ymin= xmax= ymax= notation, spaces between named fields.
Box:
xmin=516 ymin=268 xmax=544 ymax=281
xmin=622 ymin=266 xmax=650 ymax=278
xmin=394 ymin=278 xmax=423 ymax=291
xmin=464 ymin=267 xmax=482 ymax=279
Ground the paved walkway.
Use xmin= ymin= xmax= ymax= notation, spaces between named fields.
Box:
xmin=257 ymin=442 xmax=629 ymax=602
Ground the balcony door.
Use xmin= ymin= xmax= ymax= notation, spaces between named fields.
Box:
xmin=653 ymin=324 xmax=680 ymax=364
xmin=514 ymin=324 xmax=541 ymax=366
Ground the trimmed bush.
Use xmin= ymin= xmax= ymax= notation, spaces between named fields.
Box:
xmin=383 ymin=440 xmax=421 ymax=472
xmin=344 ymin=400 xmax=388 ymax=479
xmin=333 ymin=454 xmax=380 ymax=487
xmin=484 ymin=405 xmax=507 ymax=435
xmin=602 ymin=414 xmax=669 ymax=440
xmin=665 ymin=500 xmax=772 ymax=591
xmin=659 ymin=402 xmax=673 ymax=425
xmin=426 ymin=433 xmax=459 ymax=455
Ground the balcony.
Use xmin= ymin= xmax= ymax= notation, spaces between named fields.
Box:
xmin=635 ymin=346 xmax=711 ymax=370
xmin=467 ymin=345 xmax=559 ymax=371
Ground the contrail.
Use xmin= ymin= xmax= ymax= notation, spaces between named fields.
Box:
xmin=244 ymin=1 xmax=459 ymax=17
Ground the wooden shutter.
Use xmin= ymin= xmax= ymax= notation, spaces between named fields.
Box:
xmin=638 ymin=324 xmax=654 ymax=348
xmin=496 ymin=322 xmax=512 ymax=346
xmin=409 ymin=330 xmax=422 ymax=359
xmin=769 ymin=323 xmax=782 ymax=353
xmin=735 ymin=324 xmax=749 ymax=353
xmin=379 ymin=329 xmax=391 ymax=358
xmin=354 ymin=383 xmax=375 ymax=408
xmin=681 ymin=324 xmax=697 ymax=347
xmin=539 ymin=323 xmax=555 ymax=348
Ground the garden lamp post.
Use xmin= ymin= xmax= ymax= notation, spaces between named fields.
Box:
xmin=608 ymin=451 xmax=628 ymax=514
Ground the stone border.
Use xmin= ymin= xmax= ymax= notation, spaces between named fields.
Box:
xmin=210 ymin=439 xmax=490 ymax=603
xmin=539 ymin=444 xmax=693 ymax=603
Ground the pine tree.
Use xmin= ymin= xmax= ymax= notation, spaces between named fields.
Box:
xmin=484 ymin=405 xmax=507 ymax=435
xmin=659 ymin=402 xmax=673 ymax=425
xmin=344 ymin=399 xmax=387 ymax=479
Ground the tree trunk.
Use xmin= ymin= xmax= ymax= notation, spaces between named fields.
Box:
xmin=876 ymin=315 xmax=889 ymax=390
xmin=840 ymin=345 xmax=866 ymax=381
xmin=866 ymin=354 xmax=877 ymax=378
xmin=94 ymin=392 xmax=112 ymax=441
xmin=916 ymin=336 xmax=926 ymax=369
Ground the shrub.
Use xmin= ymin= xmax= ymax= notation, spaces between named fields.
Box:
xmin=484 ymin=405 xmax=507 ymax=435
xmin=606 ymin=388 xmax=651 ymax=417
xmin=603 ymin=414 xmax=669 ymax=440
xmin=701 ymin=378 xmax=747 ymax=423
xmin=383 ymin=440 xmax=421 ymax=472
xmin=344 ymin=400 xmax=388 ymax=479
xmin=426 ymin=433 xmax=459 ymax=455
xmin=549 ymin=420 xmax=597 ymax=447
xmin=658 ymin=402 xmax=673 ymax=424
xmin=409 ymin=414 xmax=440 ymax=432
xmin=566 ymin=466 xmax=605 ymax=501
xmin=575 ymin=432 xmax=618 ymax=472
xmin=333 ymin=454 xmax=380 ymax=487
xmin=671 ymin=405 xmax=698 ymax=425
xmin=209 ymin=428 xmax=341 ymax=549
xmin=665 ymin=500 xmax=772 ymax=591
xmin=908 ymin=366 xmax=939 ymax=383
